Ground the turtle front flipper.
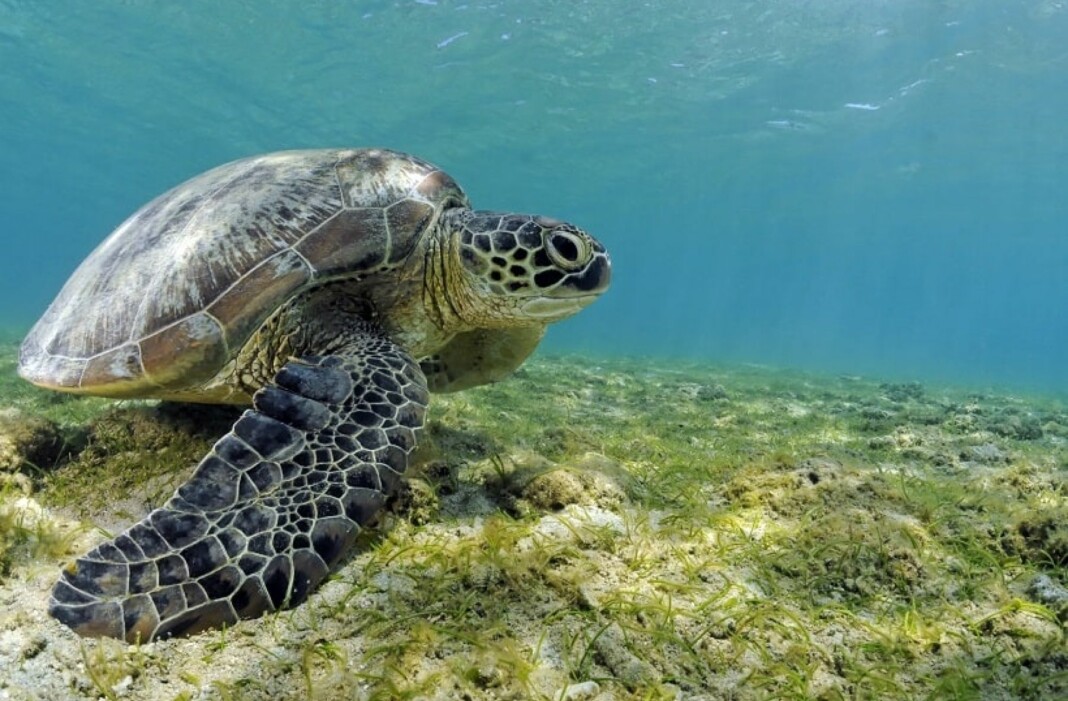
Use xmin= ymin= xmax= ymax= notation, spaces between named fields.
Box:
xmin=49 ymin=329 xmax=428 ymax=643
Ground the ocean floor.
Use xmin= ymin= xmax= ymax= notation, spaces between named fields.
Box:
xmin=0 ymin=340 xmax=1065 ymax=700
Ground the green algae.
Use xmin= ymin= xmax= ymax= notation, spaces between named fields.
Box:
xmin=40 ymin=403 xmax=237 ymax=523
xmin=0 ymin=345 xmax=1066 ymax=700
xmin=0 ymin=485 xmax=75 ymax=580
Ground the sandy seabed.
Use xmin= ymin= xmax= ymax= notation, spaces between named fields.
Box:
xmin=1 ymin=345 xmax=1065 ymax=700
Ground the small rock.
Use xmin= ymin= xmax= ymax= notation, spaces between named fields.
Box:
xmin=112 ymin=675 xmax=133 ymax=695
xmin=592 ymin=623 xmax=659 ymax=689
xmin=1008 ymin=516 xmax=1068 ymax=567
xmin=576 ymin=583 xmax=601 ymax=610
xmin=697 ymin=384 xmax=729 ymax=401
xmin=518 ymin=505 xmax=626 ymax=552
xmin=523 ymin=469 xmax=587 ymax=511
xmin=390 ymin=478 xmax=439 ymax=525
xmin=880 ymin=381 xmax=924 ymax=402
xmin=472 ymin=664 xmax=503 ymax=689
xmin=559 ymin=681 xmax=600 ymax=700
xmin=988 ymin=414 xmax=1044 ymax=440
xmin=965 ymin=443 xmax=1008 ymax=464
xmin=516 ymin=455 xmax=627 ymax=512
xmin=1028 ymin=574 xmax=1068 ymax=608
xmin=19 ymin=634 xmax=47 ymax=660
xmin=794 ymin=457 xmax=841 ymax=486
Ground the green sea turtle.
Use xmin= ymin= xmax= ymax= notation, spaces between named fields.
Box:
xmin=18 ymin=148 xmax=611 ymax=642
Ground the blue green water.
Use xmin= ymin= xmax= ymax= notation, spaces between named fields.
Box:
xmin=2 ymin=1 xmax=1066 ymax=390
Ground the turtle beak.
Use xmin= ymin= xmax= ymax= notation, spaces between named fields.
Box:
xmin=523 ymin=248 xmax=610 ymax=320
xmin=561 ymin=249 xmax=611 ymax=297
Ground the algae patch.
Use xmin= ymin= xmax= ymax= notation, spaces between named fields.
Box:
xmin=0 ymin=342 xmax=1065 ymax=700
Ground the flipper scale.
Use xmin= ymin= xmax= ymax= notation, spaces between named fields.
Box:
xmin=49 ymin=329 xmax=428 ymax=642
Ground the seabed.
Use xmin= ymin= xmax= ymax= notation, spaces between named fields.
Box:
xmin=0 ymin=339 xmax=1065 ymax=700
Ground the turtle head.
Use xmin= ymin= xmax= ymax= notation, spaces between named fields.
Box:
xmin=439 ymin=209 xmax=611 ymax=325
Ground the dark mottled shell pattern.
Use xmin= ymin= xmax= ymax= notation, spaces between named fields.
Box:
xmin=19 ymin=149 xmax=467 ymax=396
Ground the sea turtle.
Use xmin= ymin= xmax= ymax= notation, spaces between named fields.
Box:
xmin=19 ymin=148 xmax=611 ymax=642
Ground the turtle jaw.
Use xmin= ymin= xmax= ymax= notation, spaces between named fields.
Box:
xmin=519 ymin=250 xmax=611 ymax=320
xmin=520 ymin=294 xmax=601 ymax=320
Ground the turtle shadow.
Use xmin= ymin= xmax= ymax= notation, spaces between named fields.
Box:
xmin=44 ymin=402 xmax=241 ymax=527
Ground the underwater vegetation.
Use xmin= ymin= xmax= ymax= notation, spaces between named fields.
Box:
xmin=0 ymin=340 xmax=1065 ymax=700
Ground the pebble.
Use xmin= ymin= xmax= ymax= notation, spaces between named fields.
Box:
xmin=1028 ymin=574 xmax=1068 ymax=607
xmin=966 ymin=443 xmax=1007 ymax=464
xmin=559 ymin=680 xmax=599 ymax=700
xmin=112 ymin=675 xmax=133 ymax=695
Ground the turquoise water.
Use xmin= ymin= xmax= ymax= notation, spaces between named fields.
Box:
xmin=2 ymin=1 xmax=1065 ymax=390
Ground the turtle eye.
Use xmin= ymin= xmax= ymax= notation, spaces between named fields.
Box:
xmin=545 ymin=230 xmax=590 ymax=271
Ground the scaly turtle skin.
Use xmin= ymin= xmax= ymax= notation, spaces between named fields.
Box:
xmin=19 ymin=148 xmax=610 ymax=642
